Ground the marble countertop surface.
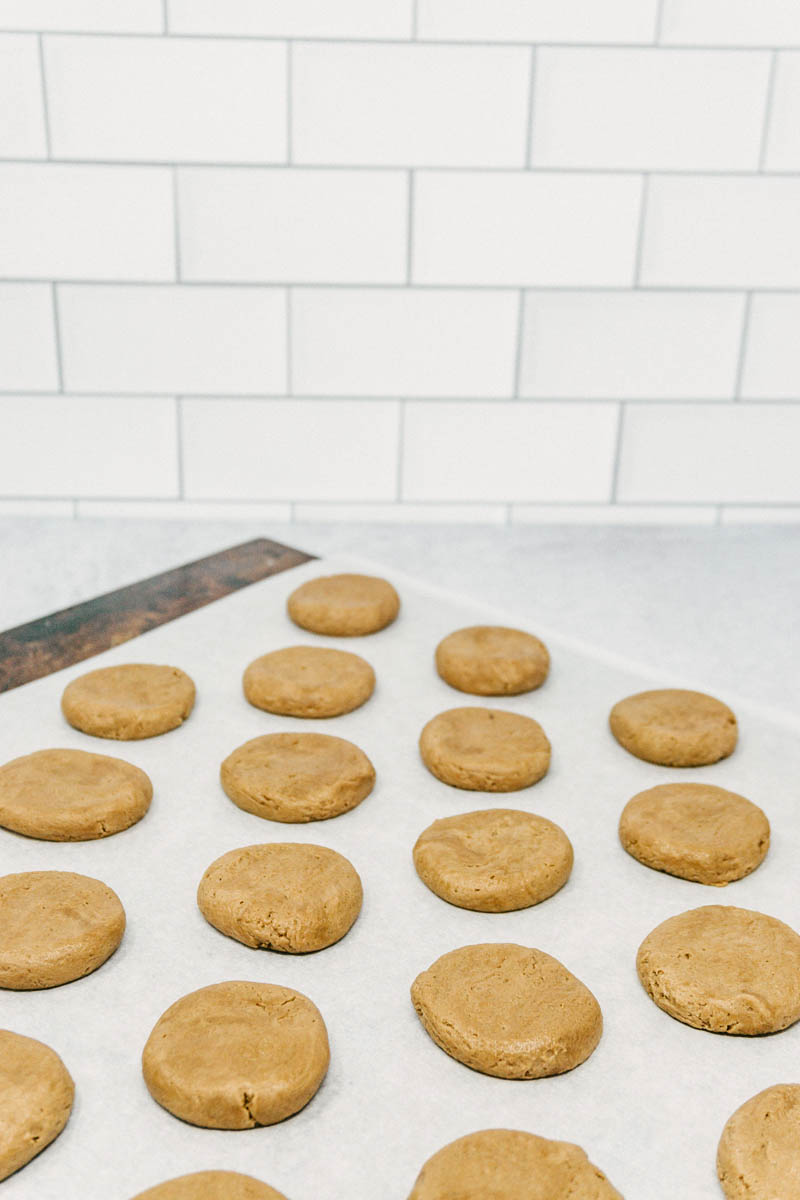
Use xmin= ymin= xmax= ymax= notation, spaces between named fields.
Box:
xmin=0 ymin=518 xmax=796 ymax=717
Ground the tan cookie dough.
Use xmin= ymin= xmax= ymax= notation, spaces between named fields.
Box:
xmin=408 ymin=1128 xmax=622 ymax=1200
xmin=609 ymin=688 xmax=737 ymax=767
xmin=411 ymin=943 xmax=602 ymax=1079
xmin=413 ymin=809 xmax=573 ymax=912
xmin=0 ymin=747 xmax=152 ymax=840
xmin=288 ymin=573 xmax=400 ymax=637
xmin=198 ymin=843 xmax=362 ymax=953
xmin=637 ymin=905 xmax=800 ymax=1035
xmin=62 ymin=663 xmax=195 ymax=740
xmin=243 ymin=646 xmax=375 ymax=718
xmin=142 ymin=980 xmax=329 ymax=1128
xmin=131 ymin=1172 xmax=287 ymax=1200
xmin=435 ymin=626 xmax=550 ymax=696
xmin=419 ymin=707 xmax=551 ymax=792
xmin=717 ymin=1084 xmax=800 ymax=1200
xmin=0 ymin=870 xmax=125 ymax=990
xmin=0 ymin=1030 xmax=74 ymax=1181
xmin=221 ymin=733 xmax=375 ymax=823
xmin=619 ymin=782 xmax=770 ymax=886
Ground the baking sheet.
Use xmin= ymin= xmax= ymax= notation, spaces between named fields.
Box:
xmin=1 ymin=553 xmax=799 ymax=1200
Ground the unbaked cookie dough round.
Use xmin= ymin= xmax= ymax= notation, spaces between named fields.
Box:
xmin=0 ymin=1030 xmax=74 ymax=1182
xmin=288 ymin=573 xmax=400 ymax=637
xmin=637 ymin=905 xmax=800 ymax=1035
xmin=221 ymin=733 xmax=375 ymax=823
xmin=408 ymin=1128 xmax=622 ymax=1200
xmin=619 ymin=782 xmax=770 ymax=886
xmin=243 ymin=646 xmax=375 ymax=718
xmin=62 ymin=663 xmax=195 ymax=740
xmin=0 ymin=870 xmax=125 ymax=990
xmin=142 ymin=980 xmax=330 ymax=1128
xmin=0 ymin=747 xmax=152 ymax=841
xmin=435 ymin=626 xmax=550 ymax=696
xmin=413 ymin=809 xmax=573 ymax=912
xmin=419 ymin=707 xmax=551 ymax=792
xmin=198 ymin=843 xmax=362 ymax=953
xmin=717 ymin=1084 xmax=800 ymax=1200
xmin=609 ymin=688 xmax=737 ymax=767
xmin=131 ymin=1171 xmax=287 ymax=1200
xmin=411 ymin=943 xmax=602 ymax=1079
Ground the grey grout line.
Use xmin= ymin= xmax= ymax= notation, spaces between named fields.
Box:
xmin=758 ymin=51 xmax=779 ymax=170
xmin=395 ymin=401 xmax=406 ymax=500
xmin=525 ymin=46 xmax=537 ymax=167
xmin=715 ymin=504 xmax=723 ymax=526
xmin=610 ymin=403 xmax=626 ymax=502
xmin=3 ymin=391 xmax=799 ymax=404
xmin=286 ymin=42 xmax=293 ymax=164
xmin=3 ymin=492 xmax=800 ymax=508
xmin=512 ymin=290 xmax=526 ymax=397
xmin=632 ymin=174 xmax=650 ymax=286
xmin=162 ymin=0 xmax=168 ymax=34
xmin=72 ymin=499 xmax=78 ymax=518
xmin=733 ymin=291 xmax=754 ymax=400
xmin=171 ymin=167 xmax=182 ymax=280
xmin=175 ymin=398 xmax=185 ymax=498
xmin=406 ymin=171 xmax=415 ymax=284
xmin=285 ymin=288 xmax=293 ymax=395
xmin=36 ymin=35 xmax=52 ymax=156
xmin=50 ymin=283 xmax=64 ymax=390
xmin=653 ymin=0 xmax=666 ymax=44
xmin=3 ymin=279 xmax=795 ymax=294
xmin=411 ymin=0 xmax=419 ymax=39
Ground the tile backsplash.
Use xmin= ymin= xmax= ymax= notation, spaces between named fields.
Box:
xmin=1 ymin=1 xmax=799 ymax=525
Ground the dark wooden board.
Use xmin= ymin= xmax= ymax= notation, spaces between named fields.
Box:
xmin=0 ymin=537 xmax=314 ymax=694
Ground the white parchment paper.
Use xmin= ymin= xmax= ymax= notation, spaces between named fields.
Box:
xmin=1 ymin=554 xmax=799 ymax=1200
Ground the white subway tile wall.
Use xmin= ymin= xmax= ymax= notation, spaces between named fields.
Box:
xmin=0 ymin=10 xmax=796 ymax=524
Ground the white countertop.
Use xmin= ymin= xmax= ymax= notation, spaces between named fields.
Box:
xmin=0 ymin=518 xmax=796 ymax=717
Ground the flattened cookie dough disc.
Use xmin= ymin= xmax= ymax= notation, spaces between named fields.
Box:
xmin=411 ymin=943 xmax=602 ymax=1079
xmin=435 ymin=626 xmax=550 ymax=696
xmin=221 ymin=733 xmax=375 ymax=823
xmin=413 ymin=809 xmax=572 ymax=912
xmin=131 ymin=1171 xmax=288 ymax=1200
xmin=62 ymin=663 xmax=195 ymax=740
xmin=419 ymin=707 xmax=551 ymax=792
xmin=198 ymin=843 xmax=363 ymax=953
xmin=408 ymin=1128 xmax=622 ymax=1200
xmin=288 ymin=573 xmax=399 ymax=637
xmin=0 ymin=747 xmax=152 ymax=840
xmin=609 ymin=688 xmax=737 ymax=767
xmin=636 ymin=905 xmax=800 ymax=1035
xmin=142 ymin=980 xmax=330 ymax=1128
xmin=243 ymin=646 xmax=375 ymax=718
xmin=619 ymin=782 xmax=770 ymax=886
xmin=717 ymin=1084 xmax=800 ymax=1200
xmin=0 ymin=1030 xmax=74 ymax=1181
xmin=0 ymin=870 xmax=125 ymax=989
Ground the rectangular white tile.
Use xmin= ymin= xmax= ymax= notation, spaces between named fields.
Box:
xmin=0 ymin=396 xmax=178 ymax=497
xmin=641 ymin=176 xmax=800 ymax=287
xmin=532 ymin=48 xmax=769 ymax=170
xmin=618 ymin=404 xmax=800 ymax=502
xmin=0 ymin=0 xmax=163 ymax=31
xmin=521 ymin=292 xmax=744 ymax=399
xmin=0 ymin=34 xmax=47 ymax=157
xmin=292 ymin=42 xmax=529 ymax=167
xmin=45 ymin=35 xmax=286 ymax=163
xmin=59 ymin=286 xmax=286 ymax=394
xmin=510 ymin=504 xmax=718 ymax=524
xmin=413 ymin=172 xmax=640 ymax=287
xmin=0 ymin=284 xmax=59 ymax=390
xmin=178 ymin=169 xmax=407 ymax=284
xmin=75 ymin=499 xmax=294 ymax=520
xmin=741 ymin=294 xmax=800 ymax=399
xmin=182 ymin=399 xmax=399 ymax=501
xmin=721 ymin=506 xmax=800 ymax=524
xmin=168 ymin=0 xmax=412 ymax=38
xmin=764 ymin=53 xmax=800 ymax=170
xmin=0 ymin=164 xmax=174 ymax=280
xmin=294 ymin=502 xmax=508 ymax=524
xmin=403 ymin=401 xmax=618 ymax=501
xmin=292 ymin=289 xmax=517 ymax=397
xmin=418 ymin=0 xmax=658 ymax=43
xmin=661 ymin=0 xmax=800 ymax=46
